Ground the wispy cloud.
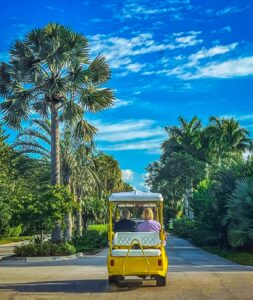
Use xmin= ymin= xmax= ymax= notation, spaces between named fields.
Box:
xmin=182 ymin=56 xmax=253 ymax=79
xmin=89 ymin=31 xmax=202 ymax=76
xmin=212 ymin=26 xmax=232 ymax=34
xmin=118 ymin=0 xmax=193 ymax=20
xmin=216 ymin=6 xmax=247 ymax=16
xmin=93 ymin=119 xmax=166 ymax=152
xmin=113 ymin=99 xmax=134 ymax=108
xmin=100 ymin=138 xmax=163 ymax=151
xmin=143 ymin=42 xmax=241 ymax=79
xmin=206 ymin=6 xmax=249 ymax=17
xmin=188 ymin=43 xmax=237 ymax=63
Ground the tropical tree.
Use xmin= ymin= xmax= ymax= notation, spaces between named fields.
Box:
xmin=0 ymin=23 xmax=114 ymax=184
xmin=206 ymin=117 xmax=252 ymax=161
xmin=162 ymin=116 xmax=205 ymax=160
xmin=223 ymin=177 xmax=253 ymax=248
xmin=0 ymin=23 xmax=114 ymax=241
xmin=14 ymin=119 xmax=95 ymax=240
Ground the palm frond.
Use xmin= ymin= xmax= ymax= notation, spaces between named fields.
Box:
xmin=73 ymin=119 xmax=97 ymax=141
xmin=17 ymin=128 xmax=51 ymax=145
xmin=80 ymin=87 xmax=115 ymax=112
xmin=14 ymin=140 xmax=50 ymax=155
xmin=87 ymin=55 xmax=111 ymax=85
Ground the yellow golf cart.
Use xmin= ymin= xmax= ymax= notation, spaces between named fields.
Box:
xmin=107 ymin=191 xmax=168 ymax=286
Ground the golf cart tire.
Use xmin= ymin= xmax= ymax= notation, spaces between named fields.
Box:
xmin=108 ymin=275 xmax=124 ymax=284
xmin=156 ymin=275 xmax=167 ymax=286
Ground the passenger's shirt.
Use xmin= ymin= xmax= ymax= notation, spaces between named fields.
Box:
xmin=114 ymin=219 xmax=136 ymax=232
xmin=136 ymin=220 xmax=161 ymax=232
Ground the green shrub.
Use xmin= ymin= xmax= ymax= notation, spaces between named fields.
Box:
xmin=88 ymin=224 xmax=108 ymax=232
xmin=72 ymin=228 xmax=108 ymax=253
xmin=14 ymin=241 xmax=76 ymax=257
xmin=172 ymin=217 xmax=195 ymax=238
xmin=6 ymin=225 xmax=23 ymax=237
xmin=190 ymin=229 xmax=221 ymax=246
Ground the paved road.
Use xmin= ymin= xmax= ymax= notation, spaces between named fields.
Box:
xmin=0 ymin=236 xmax=253 ymax=299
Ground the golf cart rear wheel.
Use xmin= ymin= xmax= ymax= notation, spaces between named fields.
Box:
xmin=108 ymin=275 xmax=124 ymax=284
xmin=156 ymin=275 xmax=167 ymax=286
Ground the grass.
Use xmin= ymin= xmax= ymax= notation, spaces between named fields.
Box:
xmin=202 ymin=246 xmax=253 ymax=266
xmin=0 ymin=236 xmax=32 ymax=245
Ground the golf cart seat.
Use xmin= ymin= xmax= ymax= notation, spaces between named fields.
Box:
xmin=112 ymin=232 xmax=161 ymax=257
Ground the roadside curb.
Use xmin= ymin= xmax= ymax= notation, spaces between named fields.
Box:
xmin=0 ymin=249 xmax=106 ymax=263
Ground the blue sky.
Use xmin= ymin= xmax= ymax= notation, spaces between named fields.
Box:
xmin=1 ymin=0 xmax=253 ymax=189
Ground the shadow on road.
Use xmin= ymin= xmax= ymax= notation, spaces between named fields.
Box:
xmin=0 ymin=279 xmax=150 ymax=294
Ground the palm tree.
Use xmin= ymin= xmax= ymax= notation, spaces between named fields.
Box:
xmin=0 ymin=23 xmax=114 ymax=241
xmin=162 ymin=116 xmax=205 ymax=160
xmin=0 ymin=23 xmax=114 ymax=186
xmin=14 ymin=119 xmax=95 ymax=240
xmin=206 ymin=117 xmax=252 ymax=161
xmin=162 ymin=117 xmax=204 ymax=216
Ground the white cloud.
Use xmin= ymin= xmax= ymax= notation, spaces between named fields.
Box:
xmin=93 ymin=119 xmax=155 ymax=133
xmin=125 ymin=63 xmax=146 ymax=72
xmin=97 ymin=127 xmax=164 ymax=142
xmin=206 ymin=6 xmax=248 ymax=16
xmin=113 ymin=99 xmax=133 ymax=109
xmin=147 ymin=42 xmax=241 ymax=80
xmin=221 ymin=26 xmax=232 ymax=33
xmin=175 ymin=35 xmax=203 ymax=46
xmin=100 ymin=138 xmax=163 ymax=151
xmin=122 ymin=169 xmax=134 ymax=181
xmin=182 ymin=56 xmax=253 ymax=79
xmin=216 ymin=6 xmax=246 ymax=16
xmin=93 ymin=119 xmax=166 ymax=152
xmin=119 ymin=0 xmax=192 ymax=20
xmin=88 ymin=31 xmax=202 ymax=73
xmin=189 ymin=43 xmax=237 ymax=63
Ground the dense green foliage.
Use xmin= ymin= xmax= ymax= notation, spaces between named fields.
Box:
xmin=224 ymin=177 xmax=253 ymax=248
xmin=0 ymin=23 xmax=119 ymax=243
xmin=13 ymin=224 xmax=108 ymax=256
xmin=14 ymin=241 xmax=76 ymax=257
xmin=147 ymin=116 xmax=253 ymax=250
xmin=0 ymin=124 xmax=130 ymax=239
xmin=72 ymin=224 xmax=108 ymax=253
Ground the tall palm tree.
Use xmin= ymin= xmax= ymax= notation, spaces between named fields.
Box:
xmin=0 ymin=23 xmax=114 ymax=187
xmin=161 ymin=116 xmax=207 ymax=218
xmin=0 ymin=23 xmax=114 ymax=241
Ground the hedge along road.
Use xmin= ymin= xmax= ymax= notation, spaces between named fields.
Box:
xmin=0 ymin=236 xmax=253 ymax=300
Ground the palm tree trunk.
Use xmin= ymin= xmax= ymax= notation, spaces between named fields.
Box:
xmin=63 ymin=175 xmax=73 ymax=241
xmin=50 ymin=102 xmax=62 ymax=243
xmin=76 ymin=208 xmax=83 ymax=237
xmin=64 ymin=211 xmax=73 ymax=241
xmin=51 ymin=103 xmax=61 ymax=185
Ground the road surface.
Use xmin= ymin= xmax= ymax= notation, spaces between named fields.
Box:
xmin=0 ymin=236 xmax=253 ymax=299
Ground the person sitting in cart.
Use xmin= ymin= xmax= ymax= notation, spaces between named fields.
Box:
xmin=114 ymin=208 xmax=136 ymax=232
xmin=136 ymin=207 xmax=161 ymax=232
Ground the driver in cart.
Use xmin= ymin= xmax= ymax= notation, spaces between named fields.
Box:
xmin=114 ymin=208 xmax=136 ymax=232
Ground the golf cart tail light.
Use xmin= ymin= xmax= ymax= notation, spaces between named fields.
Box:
xmin=158 ymin=259 xmax=162 ymax=266
xmin=110 ymin=259 xmax=114 ymax=266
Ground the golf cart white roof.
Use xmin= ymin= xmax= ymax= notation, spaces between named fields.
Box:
xmin=109 ymin=191 xmax=163 ymax=202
